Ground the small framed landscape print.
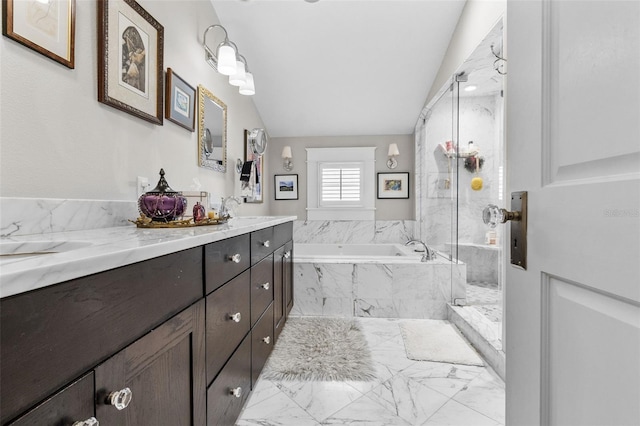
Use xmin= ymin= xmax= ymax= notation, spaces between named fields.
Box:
xmin=377 ymin=172 xmax=409 ymax=199
xmin=274 ymin=174 xmax=298 ymax=200
xmin=97 ymin=0 xmax=164 ymax=125
xmin=2 ymin=0 xmax=76 ymax=68
xmin=165 ymin=68 xmax=195 ymax=131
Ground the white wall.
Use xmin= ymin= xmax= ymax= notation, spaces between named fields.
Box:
xmin=424 ymin=0 xmax=505 ymax=107
xmin=0 ymin=0 xmax=268 ymax=216
xmin=266 ymin=135 xmax=415 ymax=221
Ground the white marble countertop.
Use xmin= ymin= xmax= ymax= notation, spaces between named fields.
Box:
xmin=0 ymin=216 xmax=296 ymax=299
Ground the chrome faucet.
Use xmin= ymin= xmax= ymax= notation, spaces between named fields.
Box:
xmin=405 ymin=239 xmax=437 ymax=262
xmin=220 ymin=196 xmax=241 ymax=217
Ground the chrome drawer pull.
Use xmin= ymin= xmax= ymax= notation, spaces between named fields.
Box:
xmin=73 ymin=418 xmax=99 ymax=426
xmin=262 ymin=240 xmax=270 ymax=248
xmin=228 ymin=253 xmax=241 ymax=263
xmin=108 ymin=387 xmax=132 ymax=410
xmin=230 ymin=387 xmax=242 ymax=398
xmin=283 ymin=251 xmax=291 ymax=259
xmin=262 ymin=336 xmax=271 ymax=344
xmin=229 ymin=312 xmax=242 ymax=323
xmin=261 ymin=282 xmax=270 ymax=290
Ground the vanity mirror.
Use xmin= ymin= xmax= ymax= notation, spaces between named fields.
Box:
xmin=198 ymin=85 xmax=227 ymax=172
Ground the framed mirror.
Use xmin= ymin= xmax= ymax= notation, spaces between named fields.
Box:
xmin=197 ymin=85 xmax=227 ymax=172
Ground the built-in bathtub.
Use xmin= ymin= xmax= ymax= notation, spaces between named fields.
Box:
xmin=292 ymin=243 xmax=466 ymax=319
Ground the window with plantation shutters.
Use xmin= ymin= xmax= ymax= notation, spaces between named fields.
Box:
xmin=306 ymin=147 xmax=376 ymax=220
xmin=320 ymin=163 xmax=363 ymax=207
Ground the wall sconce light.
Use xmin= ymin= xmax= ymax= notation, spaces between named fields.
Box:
xmin=203 ymin=24 xmax=255 ymax=96
xmin=282 ymin=146 xmax=293 ymax=171
xmin=387 ymin=143 xmax=399 ymax=169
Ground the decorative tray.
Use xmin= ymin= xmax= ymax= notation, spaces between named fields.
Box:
xmin=130 ymin=215 xmax=230 ymax=228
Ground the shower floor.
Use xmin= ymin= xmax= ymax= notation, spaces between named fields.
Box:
xmin=465 ymin=283 xmax=502 ymax=323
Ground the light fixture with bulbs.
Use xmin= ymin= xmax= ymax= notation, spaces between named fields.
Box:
xmin=387 ymin=143 xmax=400 ymax=169
xmin=282 ymin=146 xmax=293 ymax=171
xmin=203 ymin=24 xmax=255 ymax=96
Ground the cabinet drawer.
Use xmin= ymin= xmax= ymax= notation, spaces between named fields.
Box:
xmin=272 ymin=221 xmax=293 ymax=250
xmin=251 ymin=255 xmax=274 ymax=326
xmin=206 ymin=270 xmax=251 ymax=385
xmin=8 ymin=373 xmax=94 ymax=426
xmin=207 ymin=334 xmax=251 ymax=426
xmin=0 ymin=247 xmax=202 ymax=425
xmin=252 ymin=303 xmax=274 ymax=388
xmin=251 ymin=227 xmax=274 ymax=265
xmin=205 ymin=234 xmax=251 ymax=295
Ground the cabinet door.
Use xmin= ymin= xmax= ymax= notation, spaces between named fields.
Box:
xmin=95 ymin=301 xmax=205 ymax=426
xmin=252 ymin=303 xmax=274 ymax=388
xmin=207 ymin=334 xmax=251 ymax=426
xmin=284 ymin=242 xmax=294 ymax=316
xmin=273 ymin=246 xmax=285 ymax=343
xmin=8 ymin=373 xmax=94 ymax=426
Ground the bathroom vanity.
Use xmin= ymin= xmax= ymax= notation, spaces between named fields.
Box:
xmin=0 ymin=216 xmax=295 ymax=426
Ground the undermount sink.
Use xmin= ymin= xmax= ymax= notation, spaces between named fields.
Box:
xmin=0 ymin=241 xmax=93 ymax=258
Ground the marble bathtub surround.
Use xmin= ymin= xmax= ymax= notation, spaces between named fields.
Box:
xmin=291 ymin=261 xmax=466 ymax=319
xmin=293 ymin=220 xmax=416 ymax=245
xmin=237 ymin=317 xmax=505 ymax=425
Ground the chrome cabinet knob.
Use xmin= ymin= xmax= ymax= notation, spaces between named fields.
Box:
xmin=482 ymin=204 xmax=521 ymax=228
xmin=228 ymin=253 xmax=241 ymax=263
xmin=263 ymin=240 xmax=270 ymax=248
xmin=229 ymin=312 xmax=242 ymax=323
xmin=262 ymin=336 xmax=271 ymax=344
xmin=230 ymin=387 xmax=242 ymax=398
xmin=73 ymin=418 xmax=99 ymax=426
xmin=108 ymin=387 xmax=132 ymax=410
xmin=261 ymin=282 xmax=270 ymax=290
xmin=283 ymin=251 xmax=291 ymax=259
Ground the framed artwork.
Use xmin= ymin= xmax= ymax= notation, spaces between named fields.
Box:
xmin=165 ymin=68 xmax=195 ymax=131
xmin=274 ymin=174 xmax=299 ymax=200
xmin=377 ymin=172 xmax=409 ymax=199
xmin=97 ymin=0 xmax=164 ymax=125
xmin=244 ymin=129 xmax=264 ymax=203
xmin=2 ymin=0 xmax=76 ymax=68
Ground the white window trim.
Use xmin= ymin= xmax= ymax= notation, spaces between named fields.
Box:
xmin=306 ymin=147 xmax=376 ymax=221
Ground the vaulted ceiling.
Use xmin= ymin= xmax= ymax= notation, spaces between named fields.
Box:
xmin=211 ymin=0 xmax=466 ymax=138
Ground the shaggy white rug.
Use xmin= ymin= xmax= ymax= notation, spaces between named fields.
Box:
xmin=262 ymin=317 xmax=376 ymax=381
xmin=399 ymin=320 xmax=484 ymax=366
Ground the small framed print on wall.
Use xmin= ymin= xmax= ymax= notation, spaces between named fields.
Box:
xmin=377 ymin=172 xmax=409 ymax=199
xmin=165 ymin=68 xmax=195 ymax=131
xmin=2 ymin=0 xmax=76 ymax=68
xmin=274 ymin=174 xmax=298 ymax=200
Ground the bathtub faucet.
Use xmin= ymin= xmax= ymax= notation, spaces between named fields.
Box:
xmin=405 ymin=239 xmax=437 ymax=262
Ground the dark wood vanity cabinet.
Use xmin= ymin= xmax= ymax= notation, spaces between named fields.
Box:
xmin=0 ymin=221 xmax=293 ymax=426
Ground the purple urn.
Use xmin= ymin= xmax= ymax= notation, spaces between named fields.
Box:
xmin=138 ymin=169 xmax=187 ymax=222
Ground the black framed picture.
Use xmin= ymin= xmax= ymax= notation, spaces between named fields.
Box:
xmin=377 ymin=172 xmax=409 ymax=199
xmin=274 ymin=174 xmax=298 ymax=200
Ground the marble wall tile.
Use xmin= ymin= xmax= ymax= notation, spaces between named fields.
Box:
xmin=293 ymin=220 xmax=416 ymax=245
xmin=1 ymin=197 xmax=137 ymax=237
xmin=354 ymin=298 xmax=396 ymax=318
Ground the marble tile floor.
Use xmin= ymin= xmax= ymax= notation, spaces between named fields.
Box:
xmin=236 ymin=317 xmax=505 ymax=426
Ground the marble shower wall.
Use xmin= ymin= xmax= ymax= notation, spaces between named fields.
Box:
xmin=293 ymin=220 xmax=417 ymax=244
xmin=419 ymin=94 xmax=504 ymax=249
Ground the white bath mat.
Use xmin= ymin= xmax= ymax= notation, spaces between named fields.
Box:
xmin=399 ymin=320 xmax=484 ymax=366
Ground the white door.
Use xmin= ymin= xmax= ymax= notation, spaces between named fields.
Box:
xmin=505 ymin=1 xmax=640 ymax=425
